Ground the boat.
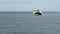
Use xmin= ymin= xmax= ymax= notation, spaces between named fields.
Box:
xmin=32 ymin=10 xmax=42 ymax=16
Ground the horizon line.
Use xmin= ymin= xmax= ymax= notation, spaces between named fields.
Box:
xmin=0 ymin=11 xmax=60 ymax=12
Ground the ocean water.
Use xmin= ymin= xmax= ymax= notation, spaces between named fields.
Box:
xmin=0 ymin=12 xmax=60 ymax=34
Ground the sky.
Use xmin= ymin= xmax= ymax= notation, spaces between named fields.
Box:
xmin=0 ymin=0 xmax=60 ymax=12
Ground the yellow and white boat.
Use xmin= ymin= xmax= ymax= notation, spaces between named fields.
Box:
xmin=32 ymin=10 xmax=42 ymax=16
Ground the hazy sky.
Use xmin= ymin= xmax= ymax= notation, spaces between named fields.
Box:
xmin=0 ymin=0 xmax=60 ymax=12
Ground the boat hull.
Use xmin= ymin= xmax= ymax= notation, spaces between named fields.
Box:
xmin=34 ymin=12 xmax=42 ymax=16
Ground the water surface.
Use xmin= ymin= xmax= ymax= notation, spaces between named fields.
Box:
xmin=0 ymin=12 xmax=60 ymax=34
